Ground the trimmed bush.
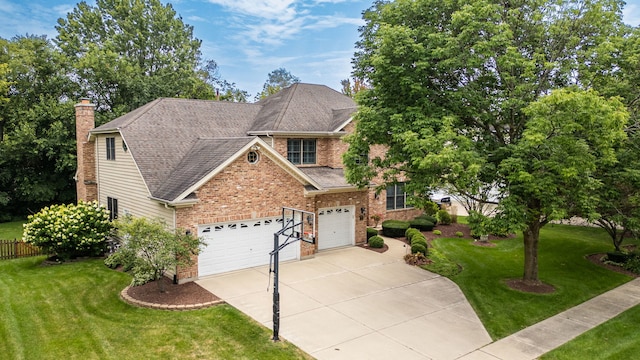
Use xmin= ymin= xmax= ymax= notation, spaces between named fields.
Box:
xmin=433 ymin=230 xmax=442 ymax=235
xmin=416 ymin=214 xmax=438 ymax=225
xmin=607 ymin=252 xmax=630 ymax=263
xmin=411 ymin=242 xmax=428 ymax=255
xmin=455 ymin=231 xmax=464 ymax=238
xmin=411 ymin=237 xmax=428 ymax=249
xmin=367 ymin=227 xmax=378 ymax=240
xmin=436 ymin=210 xmax=452 ymax=225
xmin=368 ymin=235 xmax=384 ymax=249
xmin=23 ymin=201 xmax=112 ymax=260
xmin=382 ymin=219 xmax=410 ymax=238
xmin=405 ymin=227 xmax=421 ymax=240
xmin=409 ymin=219 xmax=435 ymax=231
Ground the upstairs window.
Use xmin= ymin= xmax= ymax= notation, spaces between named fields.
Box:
xmin=287 ymin=139 xmax=316 ymax=164
xmin=386 ymin=182 xmax=412 ymax=210
xmin=106 ymin=137 xmax=116 ymax=160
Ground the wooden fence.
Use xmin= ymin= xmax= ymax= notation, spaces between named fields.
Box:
xmin=0 ymin=239 xmax=45 ymax=260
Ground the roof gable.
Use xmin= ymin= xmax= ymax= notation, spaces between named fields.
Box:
xmin=250 ymin=84 xmax=356 ymax=133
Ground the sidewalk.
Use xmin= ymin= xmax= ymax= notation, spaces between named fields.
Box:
xmin=459 ymin=277 xmax=640 ymax=359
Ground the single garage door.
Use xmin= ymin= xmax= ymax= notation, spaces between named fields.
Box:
xmin=198 ymin=217 xmax=298 ymax=277
xmin=318 ymin=206 xmax=355 ymax=250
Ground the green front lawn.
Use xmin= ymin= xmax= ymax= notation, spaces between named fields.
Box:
xmin=430 ymin=224 xmax=639 ymax=340
xmin=0 ymin=257 xmax=310 ymax=360
xmin=540 ymin=304 xmax=640 ymax=359
xmin=0 ymin=220 xmax=26 ymax=240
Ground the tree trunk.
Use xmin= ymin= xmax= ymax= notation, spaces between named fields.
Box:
xmin=523 ymin=220 xmax=541 ymax=283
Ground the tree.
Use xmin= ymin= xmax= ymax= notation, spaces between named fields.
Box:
xmin=340 ymin=77 xmax=368 ymax=98
xmin=256 ymin=67 xmax=300 ymax=100
xmin=344 ymin=0 xmax=628 ymax=284
xmin=106 ymin=216 xmax=205 ymax=292
xmin=189 ymin=59 xmax=249 ymax=102
xmin=0 ymin=35 xmax=79 ymax=220
xmin=55 ymin=0 xmax=204 ymax=117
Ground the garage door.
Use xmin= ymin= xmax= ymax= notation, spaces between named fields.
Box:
xmin=318 ymin=206 xmax=355 ymax=250
xmin=198 ymin=218 xmax=298 ymax=277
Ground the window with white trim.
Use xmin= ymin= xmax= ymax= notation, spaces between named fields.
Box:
xmin=386 ymin=183 xmax=412 ymax=210
xmin=106 ymin=137 xmax=116 ymax=160
xmin=107 ymin=197 xmax=118 ymax=221
xmin=287 ymin=139 xmax=316 ymax=164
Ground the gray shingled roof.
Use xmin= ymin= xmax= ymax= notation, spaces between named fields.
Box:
xmin=299 ymin=167 xmax=354 ymax=189
xmin=91 ymin=84 xmax=357 ymax=202
xmin=153 ymin=137 xmax=255 ymax=201
xmin=251 ymin=83 xmax=356 ymax=132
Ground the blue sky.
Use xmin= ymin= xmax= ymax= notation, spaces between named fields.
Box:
xmin=1 ymin=0 xmax=639 ymax=100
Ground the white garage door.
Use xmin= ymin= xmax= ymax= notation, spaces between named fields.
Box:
xmin=318 ymin=206 xmax=355 ymax=250
xmin=198 ymin=217 xmax=298 ymax=277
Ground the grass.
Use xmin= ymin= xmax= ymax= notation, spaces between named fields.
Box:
xmin=0 ymin=257 xmax=311 ymax=360
xmin=540 ymin=304 xmax=640 ymax=359
xmin=429 ymin=223 xmax=640 ymax=340
xmin=0 ymin=220 xmax=26 ymax=240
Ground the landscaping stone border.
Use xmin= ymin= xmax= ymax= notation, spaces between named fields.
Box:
xmin=120 ymin=286 xmax=225 ymax=310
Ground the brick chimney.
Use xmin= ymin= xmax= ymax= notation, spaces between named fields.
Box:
xmin=75 ymin=98 xmax=98 ymax=202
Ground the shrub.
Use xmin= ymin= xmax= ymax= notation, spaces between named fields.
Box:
xmin=368 ymin=235 xmax=384 ymax=249
xmin=23 ymin=201 xmax=112 ymax=260
xmin=433 ymin=230 xmax=442 ymax=235
xmin=436 ymin=210 xmax=452 ymax=225
xmin=409 ymin=219 xmax=435 ymax=231
xmin=382 ymin=219 xmax=410 ymax=238
xmin=411 ymin=242 xmax=428 ymax=255
xmin=415 ymin=214 xmax=438 ymax=225
xmin=366 ymin=227 xmax=378 ymax=240
xmin=405 ymin=227 xmax=421 ymax=239
xmin=623 ymin=255 xmax=640 ymax=274
xmin=450 ymin=213 xmax=458 ymax=224
xmin=106 ymin=216 xmax=206 ymax=290
xmin=607 ymin=252 xmax=631 ymax=263
xmin=411 ymin=237 xmax=428 ymax=250
xmin=455 ymin=231 xmax=464 ymax=238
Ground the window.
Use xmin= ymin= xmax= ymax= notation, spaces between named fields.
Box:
xmin=386 ymin=183 xmax=412 ymax=210
xmin=106 ymin=137 xmax=116 ymax=160
xmin=247 ymin=151 xmax=259 ymax=164
xmin=107 ymin=197 xmax=118 ymax=221
xmin=287 ymin=139 xmax=316 ymax=164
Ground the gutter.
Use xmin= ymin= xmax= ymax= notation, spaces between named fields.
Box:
xmin=248 ymin=131 xmax=346 ymax=137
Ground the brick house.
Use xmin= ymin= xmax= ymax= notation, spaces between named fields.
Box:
xmin=75 ymin=83 xmax=420 ymax=282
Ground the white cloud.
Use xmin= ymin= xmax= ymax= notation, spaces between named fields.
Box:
xmin=206 ymin=0 xmax=298 ymax=21
xmin=186 ymin=15 xmax=207 ymax=22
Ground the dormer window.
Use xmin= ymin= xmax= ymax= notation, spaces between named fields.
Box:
xmin=106 ymin=137 xmax=116 ymax=160
xmin=287 ymin=139 xmax=316 ymax=164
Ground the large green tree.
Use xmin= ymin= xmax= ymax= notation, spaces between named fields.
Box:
xmin=55 ymin=0 xmax=205 ymax=117
xmin=345 ymin=0 xmax=628 ymax=284
xmin=0 ymin=36 xmax=79 ymax=220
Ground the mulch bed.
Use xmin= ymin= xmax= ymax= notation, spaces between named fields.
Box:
xmin=126 ymin=276 xmax=220 ymax=306
xmin=358 ymin=243 xmax=389 ymax=253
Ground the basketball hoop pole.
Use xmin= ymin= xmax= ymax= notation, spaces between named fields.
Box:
xmin=270 ymin=207 xmax=315 ymax=342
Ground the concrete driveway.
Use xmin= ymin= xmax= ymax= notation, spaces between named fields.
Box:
xmin=197 ymin=238 xmax=492 ymax=360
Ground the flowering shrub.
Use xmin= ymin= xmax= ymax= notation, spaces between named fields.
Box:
xmin=23 ymin=201 xmax=112 ymax=260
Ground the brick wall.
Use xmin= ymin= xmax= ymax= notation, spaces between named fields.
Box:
xmin=175 ymin=150 xmax=314 ymax=281
xmin=75 ymin=99 xmax=97 ymax=202
xmin=314 ymin=190 xmax=368 ymax=245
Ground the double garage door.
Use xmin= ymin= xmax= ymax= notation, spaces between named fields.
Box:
xmin=198 ymin=218 xmax=298 ymax=277
xmin=198 ymin=206 xmax=355 ymax=277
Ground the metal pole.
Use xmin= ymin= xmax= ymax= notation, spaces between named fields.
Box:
xmin=272 ymin=232 xmax=280 ymax=342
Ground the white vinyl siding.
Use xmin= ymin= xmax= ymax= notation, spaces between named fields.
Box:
xmin=96 ymin=133 xmax=174 ymax=227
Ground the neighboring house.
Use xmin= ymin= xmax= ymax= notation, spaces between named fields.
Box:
xmin=75 ymin=83 xmax=421 ymax=282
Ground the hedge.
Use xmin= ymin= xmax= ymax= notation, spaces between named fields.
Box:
xmin=367 ymin=227 xmax=378 ymax=240
xmin=409 ymin=219 xmax=435 ymax=231
xmin=381 ymin=220 xmax=410 ymax=238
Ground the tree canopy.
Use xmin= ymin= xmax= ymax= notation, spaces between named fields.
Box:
xmin=344 ymin=0 xmax=631 ymax=283
xmin=256 ymin=67 xmax=300 ymax=100
xmin=55 ymin=0 xmax=206 ymax=116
